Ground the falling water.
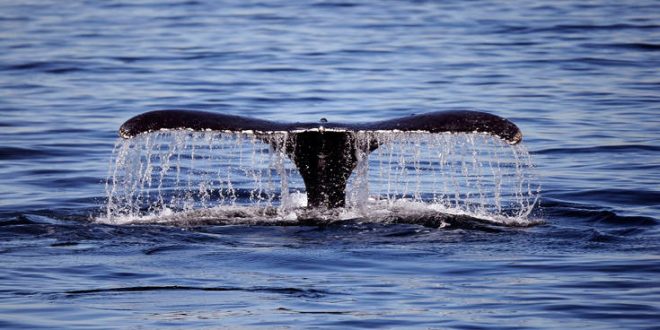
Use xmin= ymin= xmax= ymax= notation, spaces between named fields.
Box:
xmin=101 ymin=130 xmax=540 ymax=226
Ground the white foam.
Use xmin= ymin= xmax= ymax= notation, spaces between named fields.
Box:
xmin=96 ymin=198 xmax=542 ymax=227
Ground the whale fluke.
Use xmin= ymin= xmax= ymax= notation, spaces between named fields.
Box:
xmin=119 ymin=110 xmax=522 ymax=208
xmin=365 ymin=111 xmax=522 ymax=145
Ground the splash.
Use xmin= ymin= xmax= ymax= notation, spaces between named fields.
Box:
xmin=100 ymin=131 xmax=540 ymax=226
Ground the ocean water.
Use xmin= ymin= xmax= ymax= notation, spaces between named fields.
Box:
xmin=1 ymin=0 xmax=659 ymax=329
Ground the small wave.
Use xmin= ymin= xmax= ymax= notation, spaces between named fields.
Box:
xmin=558 ymin=189 xmax=660 ymax=207
xmin=312 ymin=2 xmax=359 ymax=8
xmin=581 ymin=42 xmax=660 ymax=52
xmin=64 ymin=285 xmax=329 ymax=298
xmin=249 ymin=67 xmax=310 ymax=73
xmin=533 ymin=144 xmax=660 ymax=155
xmin=509 ymin=57 xmax=644 ymax=68
xmin=0 ymin=146 xmax=71 ymax=160
xmin=496 ymin=23 xmax=660 ymax=34
xmin=540 ymin=198 xmax=658 ymax=226
xmin=2 ymin=61 xmax=88 ymax=74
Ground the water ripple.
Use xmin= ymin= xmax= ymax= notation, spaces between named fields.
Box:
xmin=64 ymin=285 xmax=330 ymax=299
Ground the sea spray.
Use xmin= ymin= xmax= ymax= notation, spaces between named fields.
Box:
xmin=353 ymin=132 xmax=540 ymax=218
xmin=102 ymin=131 xmax=540 ymax=226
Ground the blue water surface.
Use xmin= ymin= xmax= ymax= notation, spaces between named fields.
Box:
xmin=1 ymin=0 xmax=659 ymax=329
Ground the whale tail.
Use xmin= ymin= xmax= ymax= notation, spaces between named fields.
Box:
xmin=119 ymin=110 xmax=522 ymax=208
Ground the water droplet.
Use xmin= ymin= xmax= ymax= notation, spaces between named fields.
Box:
xmin=104 ymin=131 xmax=539 ymax=225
